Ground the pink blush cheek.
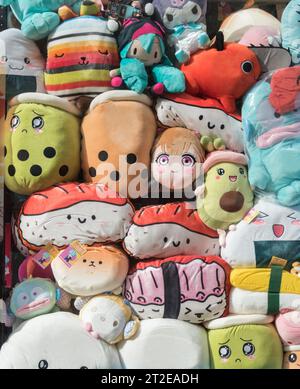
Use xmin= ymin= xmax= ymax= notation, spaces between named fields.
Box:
xmin=247 ymin=355 xmax=256 ymax=360
xmin=183 ymin=167 xmax=194 ymax=174
xmin=220 ymin=358 xmax=229 ymax=364
xmin=291 ymin=220 xmax=300 ymax=226
xmin=215 ymin=176 xmax=221 ymax=180
xmin=252 ymin=219 xmax=266 ymax=225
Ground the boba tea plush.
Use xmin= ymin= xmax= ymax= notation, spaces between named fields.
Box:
xmin=276 ymin=310 xmax=300 ymax=367
xmin=81 ymin=90 xmax=157 ymax=199
xmin=111 ymin=18 xmax=186 ymax=94
xmin=151 ymin=127 xmax=205 ymax=191
xmin=151 ymin=0 xmax=210 ymax=63
xmin=195 ymin=151 xmax=253 ymax=231
xmin=206 ymin=315 xmax=283 ymax=369
xmin=4 ymin=93 xmax=81 ymax=195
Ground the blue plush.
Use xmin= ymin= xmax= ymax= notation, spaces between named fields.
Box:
xmin=281 ymin=0 xmax=300 ymax=64
xmin=242 ymin=73 xmax=300 ymax=207
xmin=0 ymin=0 xmax=81 ymax=40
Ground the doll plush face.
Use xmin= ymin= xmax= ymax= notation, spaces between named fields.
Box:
xmin=4 ymin=103 xmax=80 ymax=195
xmin=51 ymin=246 xmax=129 ymax=296
xmin=127 ymin=36 xmax=163 ymax=66
xmin=152 ymin=142 xmax=203 ymax=190
xmin=208 ymin=324 xmax=283 ymax=369
xmin=283 ymin=351 xmax=300 ymax=369
xmin=10 ymin=278 xmax=56 ymax=320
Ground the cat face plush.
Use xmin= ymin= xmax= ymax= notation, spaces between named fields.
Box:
xmin=123 ymin=202 xmax=219 ymax=259
xmin=123 ymin=255 xmax=231 ymax=324
xmin=16 ymin=182 xmax=134 ymax=252
xmin=222 ymin=199 xmax=300 ymax=269
xmin=51 ymin=245 xmax=129 ymax=296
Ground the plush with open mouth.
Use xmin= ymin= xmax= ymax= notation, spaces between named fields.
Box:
xmin=123 ymin=255 xmax=231 ymax=323
xmin=15 ymin=182 xmax=134 ymax=253
xmin=221 ymin=199 xmax=300 ymax=269
xmin=196 ymin=151 xmax=253 ymax=231
xmin=243 ymin=66 xmax=300 ymax=207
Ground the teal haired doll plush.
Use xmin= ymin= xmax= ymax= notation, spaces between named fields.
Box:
xmin=110 ymin=18 xmax=186 ymax=94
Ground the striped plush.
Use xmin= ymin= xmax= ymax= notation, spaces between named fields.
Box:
xmin=45 ymin=16 xmax=119 ymax=99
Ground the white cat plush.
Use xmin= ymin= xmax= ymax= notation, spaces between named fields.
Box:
xmin=221 ymin=198 xmax=300 ymax=269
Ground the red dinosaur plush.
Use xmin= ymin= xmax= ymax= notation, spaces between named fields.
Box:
xmin=181 ymin=32 xmax=261 ymax=113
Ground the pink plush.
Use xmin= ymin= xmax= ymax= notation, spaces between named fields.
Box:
xmin=275 ymin=311 xmax=300 ymax=347
xmin=203 ymin=151 xmax=247 ymax=173
xmin=239 ymin=26 xmax=280 ymax=47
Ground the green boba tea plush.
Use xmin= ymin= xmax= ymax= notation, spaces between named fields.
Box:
xmin=195 ymin=151 xmax=253 ymax=230
xmin=4 ymin=93 xmax=81 ymax=195
xmin=205 ymin=314 xmax=283 ymax=369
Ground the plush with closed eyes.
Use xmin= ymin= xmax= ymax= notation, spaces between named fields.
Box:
xmin=123 ymin=255 xmax=231 ymax=324
xmin=45 ymin=16 xmax=119 ymax=106
xmin=221 ymin=199 xmax=300 ymax=269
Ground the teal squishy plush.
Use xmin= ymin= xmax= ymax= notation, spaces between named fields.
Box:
xmin=10 ymin=278 xmax=58 ymax=321
xmin=0 ymin=0 xmax=81 ymax=40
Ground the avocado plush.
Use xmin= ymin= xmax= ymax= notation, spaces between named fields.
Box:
xmin=196 ymin=151 xmax=253 ymax=230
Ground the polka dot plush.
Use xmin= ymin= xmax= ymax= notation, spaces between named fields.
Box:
xmin=4 ymin=93 xmax=81 ymax=195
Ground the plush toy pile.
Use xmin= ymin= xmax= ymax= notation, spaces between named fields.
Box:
xmin=1 ymin=0 xmax=300 ymax=370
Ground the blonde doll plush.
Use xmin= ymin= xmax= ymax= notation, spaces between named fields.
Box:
xmin=79 ymin=294 xmax=140 ymax=345
xmin=151 ymin=127 xmax=205 ymax=191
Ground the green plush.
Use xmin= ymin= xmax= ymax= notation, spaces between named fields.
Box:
xmin=4 ymin=93 xmax=81 ymax=195
xmin=196 ymin=151 xmax=253 ymax=230
xmin=208 ymin=323 xmax=283 ymax=369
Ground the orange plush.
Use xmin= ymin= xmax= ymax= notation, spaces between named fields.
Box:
xmin=181 ymin=32 xmax=261 ymax=113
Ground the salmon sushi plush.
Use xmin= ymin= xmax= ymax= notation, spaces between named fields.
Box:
xmin=181 ymin=32 xmax=261 ymax=113
xmin=123 ymin=202 xmax=220 ymax=259
xmin=15 ymin=182 xmax=134 ymax=253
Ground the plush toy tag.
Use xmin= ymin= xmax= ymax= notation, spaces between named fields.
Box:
xmin=268 ymin=256 xmax=288 ymax=269
xmin=32 ymin=244 xmax=59 ymax=269
xmin=124 ymin=320 xmax=135 ymax=338
xmin=243 ymin=209 xmax=260 ymax=224
xmin=59 ymin=241 xmax=87 ymax=268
